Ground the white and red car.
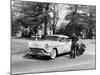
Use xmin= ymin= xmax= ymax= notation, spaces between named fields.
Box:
xmin=26 ymin=35 xmax=86 ymax=59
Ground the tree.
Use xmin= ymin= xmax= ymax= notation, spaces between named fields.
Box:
xmin=64 ymin=4 xmax=96 ymax=38
xmin=11 ymin=0 xmax=51 ymax=36
xmin=48 ymin=4 xmax=59 ymax=34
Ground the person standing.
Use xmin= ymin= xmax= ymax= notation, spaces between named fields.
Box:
xmin=70 ymin=33 xmax=78 ymax=58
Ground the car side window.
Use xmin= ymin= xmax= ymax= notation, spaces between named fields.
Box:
xmin=65 ymin=38 xmax=71 ymax=42
xmin=58 ymin=37 xmax=64 ymax=42
xmin=58 ymin=37 xmax=71 ymax=42
xmin=63 ymin=38 xmax=66 ymax=42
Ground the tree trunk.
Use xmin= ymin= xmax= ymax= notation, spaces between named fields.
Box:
xmin=53 ymin=27 xmax=55 ymax=34
xmin=44 ymin=16 xmax=47 ymax=35
xmin=44 ymin=4 xmax=49 ymax=35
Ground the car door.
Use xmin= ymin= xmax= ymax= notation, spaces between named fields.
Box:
xmin=57 ymin=37 xmax=65 ymax=54
xmin=63 ymin=38 xmax=72 ymax=52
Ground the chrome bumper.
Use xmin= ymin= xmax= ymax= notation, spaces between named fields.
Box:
xmin=26 ymin=48 xmax=51 ymax=56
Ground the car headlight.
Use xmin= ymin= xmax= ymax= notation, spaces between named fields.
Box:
xmin=44 ymin=43 xmax=49 ymax=49
xmin=26 ymin=43 xmax=29 ymax=47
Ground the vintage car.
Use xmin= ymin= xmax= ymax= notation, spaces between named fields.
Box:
xmin=26 ymin=35 xmax=86 ymax=59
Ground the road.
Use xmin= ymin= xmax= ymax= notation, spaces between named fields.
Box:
xmin=11 ymin=38 xmax=96 ymax=74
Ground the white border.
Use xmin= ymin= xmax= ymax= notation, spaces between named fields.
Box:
xmin=21 ymin=0 xmax=96 ymax=5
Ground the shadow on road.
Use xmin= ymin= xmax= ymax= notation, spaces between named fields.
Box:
xmin=23 ymin=54 xmax=51 ymax=61
xmin=23 ymin=53 xmax=70 ymax=61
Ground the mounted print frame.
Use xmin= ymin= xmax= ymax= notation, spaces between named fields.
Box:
xmin=11 ymin=0 xmax=96 ymax=74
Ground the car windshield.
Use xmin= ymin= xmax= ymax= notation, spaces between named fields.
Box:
xmin=42 ymin=36 xmax=59 ymax=41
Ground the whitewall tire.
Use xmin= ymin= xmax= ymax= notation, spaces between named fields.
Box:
xmin=50 ymin=49 xmax=57 ymax=59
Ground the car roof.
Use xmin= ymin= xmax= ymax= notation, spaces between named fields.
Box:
xmin=45 ymin=34 xmax=69 ymax=38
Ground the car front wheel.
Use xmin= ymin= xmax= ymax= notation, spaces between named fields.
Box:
xmin=50 ymin=49 xmax=57 ymax=59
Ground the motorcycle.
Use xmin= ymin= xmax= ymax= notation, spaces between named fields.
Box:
xmin=75 ymin=43 xmax=86 ymax=56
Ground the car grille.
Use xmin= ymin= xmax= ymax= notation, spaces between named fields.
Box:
xmin=30 ymin=48 xmax=44 ymax=53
